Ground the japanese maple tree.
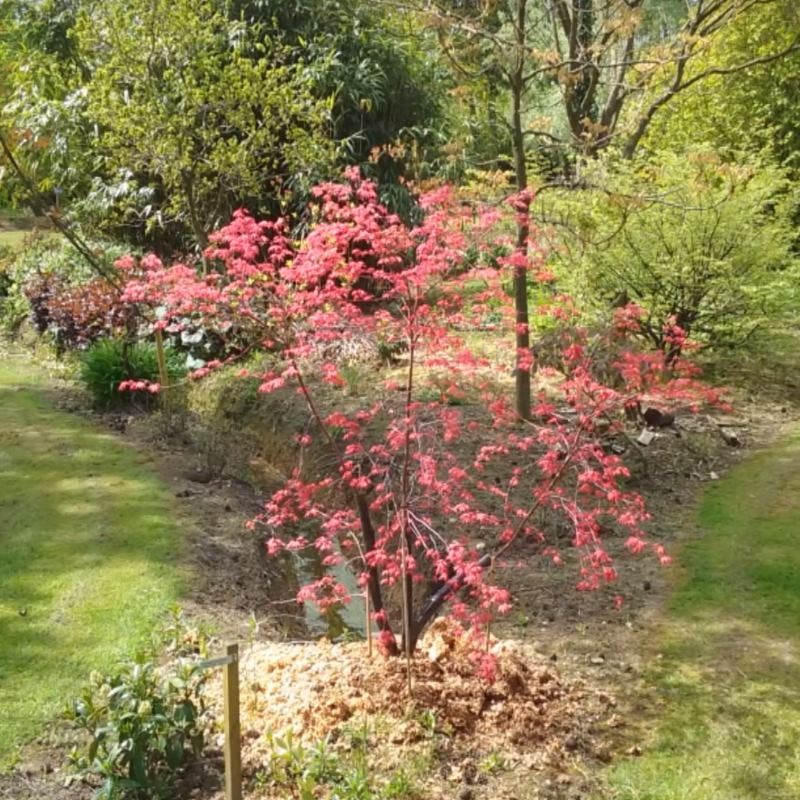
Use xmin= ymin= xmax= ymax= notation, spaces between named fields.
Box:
xmin=120 ymin=168 xmax=723 ymax=668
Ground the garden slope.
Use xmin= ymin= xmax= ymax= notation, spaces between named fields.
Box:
xmin=0 ymin=354 xmax=184 ymax=766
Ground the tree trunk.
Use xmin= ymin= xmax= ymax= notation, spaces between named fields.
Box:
xmin=356 ymin=495 xmax=399 ymax=655
xmin=181 ymin=170 xmax=210 ymax=257
xmin=511 ymin=0 xmax=532 ymax=421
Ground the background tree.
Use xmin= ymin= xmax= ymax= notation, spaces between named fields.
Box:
xmin=0 ymin=0 xmax=445 ymax=248
xmin=72 ymin=0 xmax=334 ymax=251
xmin=639 ymin=0 xmax=800 ymax=176
xmin=382 ymin=0 xmax=798 ymax=419
xmin=232 ymin=0 xmax=446 ymax=207
xmin=0 ymin=0 xmax=93 ymax=211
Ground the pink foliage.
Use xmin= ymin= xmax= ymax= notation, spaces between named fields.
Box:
xmin=120 ymin=169 xmax=726 ymax=657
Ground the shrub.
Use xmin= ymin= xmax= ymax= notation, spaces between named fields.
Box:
xmin=0 ymin=244 xmax=30 ymax=332
xmin=8 ymin=236 xmax=133 ymax=347
xmin=80 ymin=338 xmax=185 ymax=408
xmin=121 ymin=170 xmax=724 ymax=665
xmin=24 ymin=273 xmax=132 ymax=350
xmin=65 ymin=634 xmax=209 ymax=799
xmin=543 ymin=150 xmax=800 ymax=352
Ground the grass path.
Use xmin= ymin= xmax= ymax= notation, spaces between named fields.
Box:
xmin=0 ymin=354 xmax=184 ymax=767
xmin=602 ymin=434 xmax=800 ymax=799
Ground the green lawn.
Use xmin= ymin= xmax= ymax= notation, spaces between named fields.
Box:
xmin=0 ymin=229 xmax=31 ymax=250
xmin=0 ymin=355 xmax=185 ymax=767
xmin=601 ymin=434 xmax=800 ymax=799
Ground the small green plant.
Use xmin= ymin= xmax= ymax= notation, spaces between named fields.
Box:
xmin=383 ymin=769 xmax=417 ymax=799
xmin=65 ymin=610 xmax=209 ymax=799
xmin=260 ymin=732 xmax=342 ymax=799
xmin=158 ymin=605 xmax=211 ymax=659
xmin=416 ymin=708 xmax=438 ymax=737
xmin=479 ymin=750 xmax=507 ymax=776
xmin=65 ymin=647 xmax=209 ymax=800
xmin=339 ymin=363 xmax=367 ymax=396
xmin=257 ymin=728 xmax=420 ymax=800
xmin=80 ymin=338 xmax=185 ymax=408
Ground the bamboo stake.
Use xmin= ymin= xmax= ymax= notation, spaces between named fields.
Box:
xmin=365 ymin=590 xmax=373 ymax=658
xmin=223 ymin=643 xmax=242 ymax=800
xmin=154 ymin=327 xmax=169 ymax=408
xmin=400 ymin=531 xmax=412 ymax=697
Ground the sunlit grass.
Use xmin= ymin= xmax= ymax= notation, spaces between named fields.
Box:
xmin=0 ymin=229 xmax=31 ymax=250
xmin=599 ymin=434 xmax=800 ymax=799
xmin=0 ymin=355 xmax=185 ymax=767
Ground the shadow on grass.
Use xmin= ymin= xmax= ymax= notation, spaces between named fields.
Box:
xmin=599 ymin=435 xmax=800 ymax=800
xmin=0 ymin=373 xmax=184 ymax=766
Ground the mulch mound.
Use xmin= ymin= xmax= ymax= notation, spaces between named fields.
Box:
xmin=207 ymin=621 xmax=606 ymax=774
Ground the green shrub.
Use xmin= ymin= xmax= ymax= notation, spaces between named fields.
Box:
xmin=80 ymin=338 xmax=185 ymax=408
xmin=542 ymin=149 xmax=800 ymax=350
xmin=0 ymin=244 xmax=27 ymax=332
xmin=65 ymin=645 xmax=209 ymax=799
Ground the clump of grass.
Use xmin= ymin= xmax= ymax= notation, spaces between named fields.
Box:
xmin=80 ymin=338 xmax=185 ymax=408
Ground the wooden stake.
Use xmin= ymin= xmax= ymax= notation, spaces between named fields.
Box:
xmin=365 ymin=590 xmax=373 ymax=658
xmin=154 ymin=327 xmax=170 ymax=414
xmin=223 ymin=643 xmax=242 ymax=800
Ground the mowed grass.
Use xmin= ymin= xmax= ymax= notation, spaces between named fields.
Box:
xmin=0 ymin=355 xmax=184 ymax=767
xmin=0 ymin=229 xmax=31 ymax=250
xmin=600 ymin=435 xmax=800 ymax=799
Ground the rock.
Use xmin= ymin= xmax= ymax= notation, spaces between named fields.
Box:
xmin=184 ymin=467 xmax=214 ymax=484
xmin=590 ymin=655 xmax=605 ymax=665
xmin=636 ymin=429 xmax=656 ymax=446
xmin=642 ymin=407 xmax=675 ymax=428
xmin=709 ymin=471 xmax=720 ymax=480
xmin=719 ymin=427 xmax=741 ymax=447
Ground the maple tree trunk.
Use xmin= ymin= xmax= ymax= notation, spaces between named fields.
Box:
xmin=356 ymin=495 xmax=399 ymax=656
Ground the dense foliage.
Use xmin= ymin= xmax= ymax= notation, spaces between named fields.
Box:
xmin=80 ymin=338 xmax=185 ymax=408
xmin=0 ymin=0 xmax=444 ymax=249
xmin=542 ymin=150 xmax=800 ymax=351
xmin=65 ymin=616 xmax=210 ymax=800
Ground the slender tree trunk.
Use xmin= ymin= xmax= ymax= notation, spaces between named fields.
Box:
xmin=399 ymin=334 xmax=417 ymax=656
xmin=355 ymin=495 xmax=399 ymax=656
xmin=0 ymin=134 xmax=120 ymax=288
xmin=181 ymin=170 xmax=210 ymax=258
xmin=511 ymin=0 xmax=532 ymax=421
